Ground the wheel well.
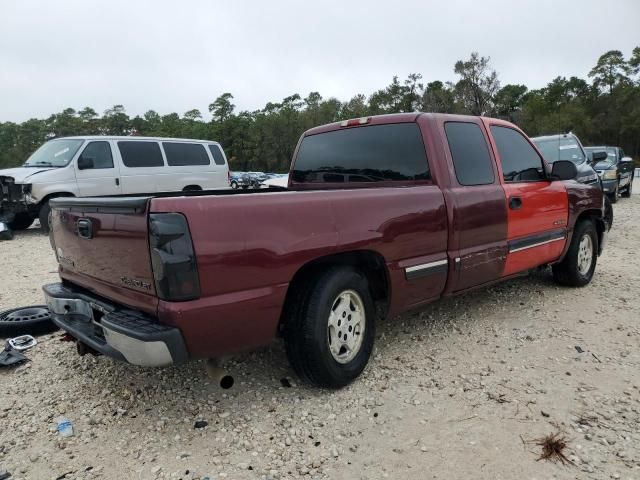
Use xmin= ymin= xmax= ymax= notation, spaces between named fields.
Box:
xmin=278 ymin=250 xmax=390 ymax=334
xmin=39 ymin=192 xmax=75 ymax=209
xmin=575 ymin=209 xmax=605 ymax=254
xmin=183 ymin=185 xmax=202 ymax=191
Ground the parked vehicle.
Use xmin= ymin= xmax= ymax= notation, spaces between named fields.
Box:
xmin=43 ymin=113 xmax=606 ymax=388
xmin=230 ymin=173 xmax=251 ymax=189
xmin=584 ymin=146 xmax=635 ymax=202
xmin=531 ymin=133 xmax=613 ymax=228
xmin=531 ymin=133 xmax=603 ymax=185
xmin=0 ymin=136 xmax=230 ymax=232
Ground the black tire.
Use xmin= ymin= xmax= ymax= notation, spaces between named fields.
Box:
xmin=608 ymin=183 xmax=619 ymax=204
xmin=8 ymin=213 xmax=34 ymax=230
xmin=230 ymin=181 xmax=238 ymax=189
xmin=603 ymin=194 xmax=613 ymax=231
xmin=284 ymin=266 xmax=376 ymax=388
xmin=552 ymin=220 xmax=598 ymax=287
xmin=0 ymin=306 xmax=58 ymax=337
xmin=621 ymin=177 xmax=633 ymax=198
xmin=38 ymin=201 xmax=52 ymax=233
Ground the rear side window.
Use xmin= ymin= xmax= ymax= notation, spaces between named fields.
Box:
xmin=79 ymin=141 xmax=114 ymax=169
xmin=118 ymin=141 xmax=164 ymax=168
xmin=445 ymin=122 xmax=495 ymax=186
xmin=291 ymin=123 xmax=430 ymax=183
xmin=490 ymin=126 xmax=545 ymax=182
xmin=163 ymin=142 xmax=210 ymax=166
xmin=208 ymin=144 xmax=227 ymax=166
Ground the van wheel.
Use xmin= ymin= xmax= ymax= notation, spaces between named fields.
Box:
xmin=8 ymin=213 xmax=34 ymax=231
xmin=38 ymin=201 xmax=52 ymax=233
xmin=284 ymin=267 xmax=375 ymax=388
xmin=552 ymin=220 xmax=598 ymax=287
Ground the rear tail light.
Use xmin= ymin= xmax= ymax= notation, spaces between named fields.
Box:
xmin=149 ymin=213 xmax=200 ymax=301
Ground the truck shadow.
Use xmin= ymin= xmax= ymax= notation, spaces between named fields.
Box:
xmin=62 ymin=268 xmax=566 ymax=409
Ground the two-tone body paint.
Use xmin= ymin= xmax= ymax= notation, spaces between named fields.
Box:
xmin=50 ymin=113 xmax=603 ymax=360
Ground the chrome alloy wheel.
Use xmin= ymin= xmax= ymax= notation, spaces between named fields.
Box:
xmin=327 ymin=289 xmax=365 ymax=364
xmin=577 ymin=234 xmax=593 ymax=275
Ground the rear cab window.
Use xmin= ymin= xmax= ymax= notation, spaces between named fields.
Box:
xmin=291 ymin=123 xmax=430 ymax=184
xmin=444 ymin=122 xmax=495 ymax=186
xmin=491 ymin=126 xmax=546 ymax=182
xmin=118 ymin=141 xmax=164 ymax=168
xmin=163 ymin=142 xmax=210 ymax=166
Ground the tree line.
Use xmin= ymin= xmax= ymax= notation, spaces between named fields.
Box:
xmin=1 ymin=47 xmax=639 ymax=172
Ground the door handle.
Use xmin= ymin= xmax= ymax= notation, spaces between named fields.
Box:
xmin=509 ymin=196 xmax=522 ymax=210
xmin=115 ymin=178 xmax=120 ymax=186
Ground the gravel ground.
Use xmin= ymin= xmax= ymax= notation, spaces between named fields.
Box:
xmin=1 ymin=196 xmax=639 ymax=480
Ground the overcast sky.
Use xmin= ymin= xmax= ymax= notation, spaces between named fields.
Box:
xmin=1 ymin=0 xmax=639 ymax=122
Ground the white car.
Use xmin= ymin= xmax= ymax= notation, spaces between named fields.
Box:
xmin=0 ymin=136 xmax=230 ymax=232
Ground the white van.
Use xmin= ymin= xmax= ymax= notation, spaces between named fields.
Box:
xmin=0 ymin=136 xmax=230 ymax=232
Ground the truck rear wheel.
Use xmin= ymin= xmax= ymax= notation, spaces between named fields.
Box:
xmin=8 ymin=213 xmax=34 ymax=230
xmin=284 ymin=267 xmax=375 ymax=388
xmin=552 ymin=220 xmax=598 ymax=287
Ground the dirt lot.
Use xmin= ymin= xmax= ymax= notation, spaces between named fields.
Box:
xmin=1 ymin=196 xmax=639 ymax=480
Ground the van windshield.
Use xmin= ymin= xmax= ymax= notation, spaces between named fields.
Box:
xmin=24 ymin=139 xmax=84 ymax=167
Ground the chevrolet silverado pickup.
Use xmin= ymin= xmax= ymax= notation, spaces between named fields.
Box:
xmin=43 ymin=113 xmax=607 ymax=388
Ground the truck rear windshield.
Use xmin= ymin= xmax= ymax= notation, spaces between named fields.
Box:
xmin=291 ymin=123 xmax=430 ymax=183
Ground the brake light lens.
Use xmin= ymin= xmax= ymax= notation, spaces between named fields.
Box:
xmin=149 ymin=213 xmax=200 ymax=301
xmin=340 ymin=117 xmax=371 ymax=127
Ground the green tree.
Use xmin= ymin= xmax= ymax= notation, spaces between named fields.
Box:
xmin=453 ymin=52 xmax=500 ymax=115
xmin=209 ymin=93 xmax=235 ymax=122
xmin=589 ymin=50 xmax=629 ymax=93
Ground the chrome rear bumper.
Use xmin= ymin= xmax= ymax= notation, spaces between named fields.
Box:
xmin=43 ymin=282 xmax=188 ymax=367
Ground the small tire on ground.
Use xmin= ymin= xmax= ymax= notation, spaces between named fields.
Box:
xmin=7 ymin=213 xmax=34 ymax=231
xmin=38 ymin=201 xmax=52 ymax=234
xmin=284 ymin=266 xmax=376 ymax=388
xmin=552 ymin=220 xmax=598 ymax=287
xmin=0 ymin=305 xmax=58 ymax=337
xmin=230 ymin=181 xmax=238 ymax=189
xmin=621 ymin=178 xmax=633 ymax=198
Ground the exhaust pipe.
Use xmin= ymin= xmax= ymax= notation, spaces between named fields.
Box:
xmin=206 ymin=359 xmax=234 ymax=389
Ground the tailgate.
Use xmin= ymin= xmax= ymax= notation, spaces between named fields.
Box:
xmin=49 ymin=197 xmax=158 ymax=314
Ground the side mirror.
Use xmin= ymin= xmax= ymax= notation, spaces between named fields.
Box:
xmin=592 ymin=151 xmax=608 ymax=162
xmin=621 ymin=156 xmax=633 ymax=163
xmin=77 ymin=157 xmax=94 ymax=170
xmin=550 ymin=160 xmax=578 ymax=181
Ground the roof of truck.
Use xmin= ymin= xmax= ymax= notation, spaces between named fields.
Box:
xmin=304 ymin=112 xmax=498 ymax=137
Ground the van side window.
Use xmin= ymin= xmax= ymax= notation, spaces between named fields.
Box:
xmin=490 ymin=126 xmax=546 ymax=182
xmin=163 ymin=142 xmax=210 ymax=166
xmin=445 ymin=122 xmax=495 ymax=186
xmin=118 ymin=141 xmax=164 ymax=168
xmin=79 ymin=141 xmax=113 ymax=169
xmin=208 ymin=144 xmax=227 ymax=166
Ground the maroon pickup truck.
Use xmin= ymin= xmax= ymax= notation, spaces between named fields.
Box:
xmin=43 ymin=113 xmax=606 ymax=388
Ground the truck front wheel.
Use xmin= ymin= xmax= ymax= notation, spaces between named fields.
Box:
xmin=284 ymin=267 xmax=376 ymax=388
xmin=38 ymin=201 xmax=52 ymax=233
xmin=552 ymin=220 xmax=598 ymax=287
